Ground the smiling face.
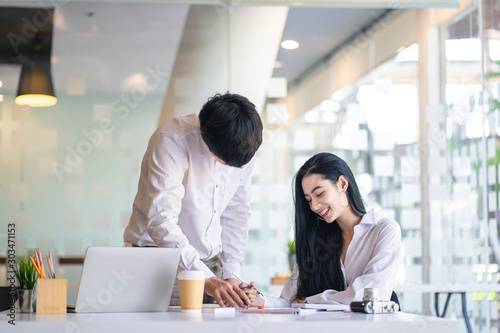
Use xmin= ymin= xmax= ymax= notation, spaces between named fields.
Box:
xmin=301 ymin=173 xmax=349 ymax=223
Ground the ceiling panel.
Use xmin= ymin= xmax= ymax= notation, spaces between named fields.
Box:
xmin=0 ymin=2 xmax=189 ymax=95
xmin=273 ymin=7 xmax=387 ymax=84
xmin=0 ymin=1 xmax=413 ymax=99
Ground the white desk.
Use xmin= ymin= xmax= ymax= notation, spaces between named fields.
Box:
xmin=2 ymin=310 xmax=458 ymax=333
xmin=395 ymin=283 xmax=500 ymax=293
xmin=394 ymin=283 xmax=500 ymax=333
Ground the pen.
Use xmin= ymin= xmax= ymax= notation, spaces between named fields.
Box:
xmin=231 ymin=272 xmax=267 ymax=303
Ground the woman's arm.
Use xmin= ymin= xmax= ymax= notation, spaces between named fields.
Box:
xmin=306 ymin=220 xmax=401 ymax=304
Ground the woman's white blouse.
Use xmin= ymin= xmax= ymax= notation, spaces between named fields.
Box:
xmin=265 ymin=209 xmax=401 ymax=307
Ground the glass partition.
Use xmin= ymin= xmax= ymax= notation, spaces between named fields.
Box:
xmin=271 ymin=46 xmax=420 ymax=300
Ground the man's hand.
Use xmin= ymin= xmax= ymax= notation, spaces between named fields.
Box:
xmin=225 ymin=277 xmax=240 ymax=286
xmin=205 ymin=276 xmax=251 ymax=308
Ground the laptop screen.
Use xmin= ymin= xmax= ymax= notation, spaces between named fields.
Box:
xmin=74 ymin=247 xmax=180 ymax=313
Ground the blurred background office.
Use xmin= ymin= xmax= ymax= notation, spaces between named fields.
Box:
xmin=0 ymin=0 xmax=499 ymax=331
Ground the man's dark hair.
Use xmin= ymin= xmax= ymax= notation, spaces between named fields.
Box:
xmin=199 ymin=93 xmax=263 ymax=167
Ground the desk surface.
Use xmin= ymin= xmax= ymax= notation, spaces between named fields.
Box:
xmin=3 ymin=310 xmax=458 ymax=333
xmin=395 ymin=283 xmax=500 ymax=293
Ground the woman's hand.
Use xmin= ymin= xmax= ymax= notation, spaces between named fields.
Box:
xmin=239 ymin=281 xmax=264 ymax=307
xmin=292 ymin=297 xmax=307 ymax=304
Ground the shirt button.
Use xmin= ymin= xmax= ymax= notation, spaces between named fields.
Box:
xmin=214 ymin=210 xmax=217 ymax=214
xmin=215 ymin=184 xmax=218 ymax=188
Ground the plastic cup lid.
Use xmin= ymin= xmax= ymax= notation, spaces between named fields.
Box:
xmin=177 ymin=270 xmax=205 ymax=280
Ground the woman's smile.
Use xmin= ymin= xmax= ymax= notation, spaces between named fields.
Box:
xmin=318 ymin=207 xmax=330 ymax=218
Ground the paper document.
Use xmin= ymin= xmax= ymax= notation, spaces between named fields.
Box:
xmin=237 ymin=307 xmax=318 ymax=315
xmin=291 ymin=303 xmax=350 ymax=311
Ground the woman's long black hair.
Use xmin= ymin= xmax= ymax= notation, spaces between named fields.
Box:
xmin=294 ymin=152 xmax=366 ymax=299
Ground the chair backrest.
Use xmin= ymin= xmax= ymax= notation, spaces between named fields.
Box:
xmin=391 ymin=291 xmax=401 ymax=311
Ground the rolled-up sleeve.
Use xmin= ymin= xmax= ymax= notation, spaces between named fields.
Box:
xmin=264 ymin=268 xmax=299 ymax=308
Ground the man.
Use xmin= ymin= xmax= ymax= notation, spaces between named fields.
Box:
xmin=124 ymin=93 xmax=262 ymax=308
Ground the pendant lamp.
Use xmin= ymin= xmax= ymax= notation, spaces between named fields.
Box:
xmin=15 ymin=61 xmax=57 ymax=107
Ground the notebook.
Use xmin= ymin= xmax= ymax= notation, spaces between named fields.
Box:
xmin=70 ymin=246 xmax=180 ymax=313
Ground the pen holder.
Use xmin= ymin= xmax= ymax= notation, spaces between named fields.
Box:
xmin=36 ymin=279 xmax=67 ymax=314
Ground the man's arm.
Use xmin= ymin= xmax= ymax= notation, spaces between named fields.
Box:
xmin=146 ymin=134 xmax=250 ymax=307
xmin=145 ymin=134 xmax=213 ymax=278
xmin=219 ymin=159 xmax=254 ymax=280
xmin=203 ymin=160 xmax=255 ymax=307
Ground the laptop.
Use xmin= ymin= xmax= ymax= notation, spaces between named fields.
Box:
xmin=70 ymin=246 xmax=180 ymax=313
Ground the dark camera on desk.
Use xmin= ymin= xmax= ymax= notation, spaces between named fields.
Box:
xmin=350 ymin=288 xmax=399 ymax=314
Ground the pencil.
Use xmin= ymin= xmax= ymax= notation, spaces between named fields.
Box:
xmin=36 ymin=249 xmax=46 ymax=279
xmin=30 ymin=256 xmax=43 ymax=279
xmin=231 ymin=272 xmax=267 ymax=302
xmin=48 ymin=252 xmax=55 ymax=278
xmin=34 ymin=249 xmax=41 ymax=270
xmin=40 ymin=262 xmax=46 ymax=279
xmin=38 ymin=250 xmax=46 ymax=279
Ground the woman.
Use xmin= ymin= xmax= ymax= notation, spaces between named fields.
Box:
xmin=242 ymin=152 xmax=401 ymax=307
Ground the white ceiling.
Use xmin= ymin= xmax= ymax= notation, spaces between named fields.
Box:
xmin=157 ymin=5 xmax=287 ymax=121
xmin=273 ymin=6 xmax=387 ymax=85
xmin=52 ymin=2 xmax=189 ymax=95
xmin=0 ymin=1 xmax=188 ymax=96
xmin=0 ymin=0 xmax=459 ymax=100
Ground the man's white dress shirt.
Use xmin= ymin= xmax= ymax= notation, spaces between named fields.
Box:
xmin=124 ymin=113 xmax=253 ymax=279
xmin=265 ymin=209 xmax=401 ymax=307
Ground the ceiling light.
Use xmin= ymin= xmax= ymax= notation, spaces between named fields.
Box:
xmin=15 ymin=62 xmax=57 ymax=107
xmin=341 ymin=120 xmax=359 ymax=134
xmin=0 ymin=81 xmax=2 ymax=88
xmin=395 ymin=43 xmax=419 ymax=62
xmin=0 ymin=95 xmax=3 ymax=102
xmin=281 ymin=40 xmax=299 ymax=50
xmin=321 ymin=112 xmax=337 ymax=123
xmin=304 ymin=108 xmax=319 ymax=123
xmin=331 ymin=89 xmax=345 ymax=101
xmin=490 ymin=40 xmax=500 ymax=61
xmin=357 ymin=173 xmax=373 ymax=194
xmin=320 ymin=99 xmax=340 ymax=112
xmin=122 ymin=73 xmax=149 ymax=93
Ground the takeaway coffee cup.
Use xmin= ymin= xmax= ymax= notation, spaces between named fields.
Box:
xmin=177 ymin=271 xmax=205 ymax=313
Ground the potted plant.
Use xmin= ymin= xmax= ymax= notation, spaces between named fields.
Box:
xmin=287 ymin=239 xmax=296 ymax=272
xmin=12 ymin=255 xmax=38 ymax=312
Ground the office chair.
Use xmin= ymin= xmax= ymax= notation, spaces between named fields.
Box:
xmin=391 ymin=291 xmax=400 ymax=311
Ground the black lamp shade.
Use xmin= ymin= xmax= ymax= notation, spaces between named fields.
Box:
xmin=15 ymin=62 xmax=57 ymax=107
